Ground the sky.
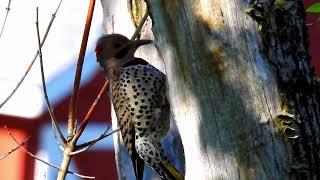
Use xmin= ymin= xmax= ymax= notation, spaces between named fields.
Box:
xmin=0 ymin=0 xmax=103 ymax=118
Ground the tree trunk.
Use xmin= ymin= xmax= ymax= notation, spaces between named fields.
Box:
xmin=101 ymin=0 xmax=320 ymax=179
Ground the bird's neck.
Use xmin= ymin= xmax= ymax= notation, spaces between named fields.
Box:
xmin=104 ymin=57 xmax=135 ymax=81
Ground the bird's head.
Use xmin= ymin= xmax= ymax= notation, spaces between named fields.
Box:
xmin=95 ymin=34 xmax=152 ymax=79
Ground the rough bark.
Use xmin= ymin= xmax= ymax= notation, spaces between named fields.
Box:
xmin=144 ymin=0 xmax=320 ymax=179
xmin=259 ymin=1 xmax=320 ymax=178
xmin=100 ymin=0 xmax=320 ymax=179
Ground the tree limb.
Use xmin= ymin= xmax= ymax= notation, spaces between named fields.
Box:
xmin=5 ymin=126 xmax=94 ymax=179
xmin=67 ymin=0 xmax=96 ymax=137
xmin=36 ymin=7 xmax=67 ymax=145
xmin=73 ymin=80 xmax=109 ymax=142
xmin=131 ymin=11 xmax=149 ymax=40
xmin=71 ymin=128 xmax=120 ymax=155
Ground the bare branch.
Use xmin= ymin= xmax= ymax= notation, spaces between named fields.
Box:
xmin=73 ymin=80 xmax=109 ymax=141
xmin=5 ymin=126 xmax=94 ymax=179
xmin=0 ymin=0 xmax=12 ymax=39
xmin=67 ymin=0 xmax=96 ymax=137
xmin=35 ymin=7 xmax=67 ymax=145
xmin=26 ymin=150 xmax=95 ymax=179
xmin=51 ymin=121 xmax=66 ymax=151
xmin=0 ymin=129 xmax=31 ymax=160
xmin=0 ymin=0 xmax=64 ymax=110
xmin=71 ymin=127 xmax=120 ymax=155
xmin=130 ymin=11 xmax=149 ymax=40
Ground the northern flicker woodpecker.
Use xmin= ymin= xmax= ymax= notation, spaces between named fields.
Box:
xmin=95 ymin=34 xmax=183 ymax=180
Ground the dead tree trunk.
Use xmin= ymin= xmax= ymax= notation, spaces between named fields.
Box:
xmin=101 ymin=0 xmax=320 ymax=179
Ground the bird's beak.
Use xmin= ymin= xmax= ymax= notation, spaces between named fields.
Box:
xmin=130 ymin=39 xmax=153 ymax=47
xmin=114 ymin=39 xmax=152 ymax=59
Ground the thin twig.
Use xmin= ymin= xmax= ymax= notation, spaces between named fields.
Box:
xmin=5 ymin=126 xmax=94 ymax=179
xmin=0 ymin=0 xmax=12 ymax=39
xmin=35 ymin=7 xmax=67 ymax=145
xmin=71 ymin=128 xmax=120 ymax=155
xmin=67 ymin=0 xmax=96 ymax=137
xmin=0 ymin=128 xmax=31 ymax=160
xmin=130 ymin=11 xmax=149 ymax=40
xmin=0 ymin=137 xmax=30 ymax=160
xmin=51 ymin=121 xmax=66 ymax=151
xmin=0 ymin=0 xmax=64 ymax=109
xmin=73 ymin=80 xmax=109 ymax=141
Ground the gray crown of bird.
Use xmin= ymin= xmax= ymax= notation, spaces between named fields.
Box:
xmin=95 ymin=34 xmax=184 ymax=180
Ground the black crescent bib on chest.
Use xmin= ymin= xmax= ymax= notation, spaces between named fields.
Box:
xmin=122 ymin=58 xmax=149 ymax=67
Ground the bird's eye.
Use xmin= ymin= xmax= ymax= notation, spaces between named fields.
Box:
xmin=114 ymin=43 xmax=121 ymax=48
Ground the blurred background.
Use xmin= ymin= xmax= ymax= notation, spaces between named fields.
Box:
xmin=0 ymin=0 xmax=319 ymax=179
xmin=0 ymin=0 xmax=116 ymax=179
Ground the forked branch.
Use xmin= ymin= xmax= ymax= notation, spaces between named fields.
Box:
xmin=4 ymin=126 xmax=94 ymax=179
xmin=71 ymin=127 xmax=120 ymax=155
xmin=73 ymin=80 xmax=109 ymax=141
xmin=0 ymin=126 xmax=31 ymax=160
xmin=58 ymin=0 xmax=97 ymax=179
xmin=131 ymin=11 xmax=149 ymax=40
xmin=36 ymin=7 xmax=67 ymax=145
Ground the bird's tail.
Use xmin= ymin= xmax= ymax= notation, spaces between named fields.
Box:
xmin=160 ymin=162 xmax=184 ymax=180
xmin=131 ymin=150 xmax=145 ymax=180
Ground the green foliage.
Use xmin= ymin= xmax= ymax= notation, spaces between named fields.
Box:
xmin=306 ymin=2 xmax=320 ymax=13
xmin=306 ymin=1 xmax=320 ymax=24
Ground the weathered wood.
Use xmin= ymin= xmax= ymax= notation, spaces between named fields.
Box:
xmin=145 ymin=0 xmax=320 ymax=179
xmin=100 ymin=0 xmax=320 ymax=179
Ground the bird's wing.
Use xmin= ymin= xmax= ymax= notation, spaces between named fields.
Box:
xmin=111 ymin=80 xmax=144 ymax=180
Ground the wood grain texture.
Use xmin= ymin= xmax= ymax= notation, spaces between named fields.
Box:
xmin=146 ymin=0 xmax=320 ymax=179
xmin=100 ymin=0 xmax=320 ymax=179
